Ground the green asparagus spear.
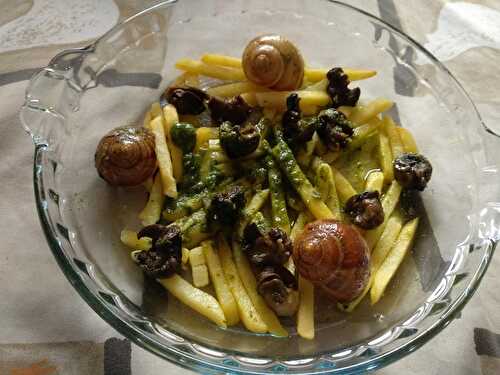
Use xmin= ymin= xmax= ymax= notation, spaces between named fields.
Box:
xmin=265 ymin=156 xmax=291 ymax=234
xmin=237 ymin=189 xmax=270 ymax=238
xmin=174 ymin=209 xmax=212 ymax=249
xmin=271 ymin=138 xmax=334 ymax=220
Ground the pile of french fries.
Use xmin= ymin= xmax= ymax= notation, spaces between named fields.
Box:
xmin=119 ymin=53 xmax=421 ymax=340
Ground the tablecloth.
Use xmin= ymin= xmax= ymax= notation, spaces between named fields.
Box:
xmin=1 ymin=0 xmax=499 ymax=374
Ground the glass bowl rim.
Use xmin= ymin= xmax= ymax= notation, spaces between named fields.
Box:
xmin=25 ymin=0 xmax=496 ymax=373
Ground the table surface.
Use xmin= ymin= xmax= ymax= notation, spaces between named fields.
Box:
xmin=1 ymin=0 xmax=499 ymax=374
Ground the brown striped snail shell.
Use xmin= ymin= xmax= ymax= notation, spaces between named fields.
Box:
xmin=242 ymin=34 xmax=305 ymax=91
xmin=95 ymin=125 xmax=156 ymax=186
xmin=293 ymin=219 xmax=370 ymax=303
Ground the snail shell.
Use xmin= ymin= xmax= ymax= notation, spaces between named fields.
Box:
xmin=293 ymin=219 xmax=370 ymax=303
xmin=95 ymin=125 xmax=157 ymax=186
xmin=242 ymin=34 xmax=304 ymax=91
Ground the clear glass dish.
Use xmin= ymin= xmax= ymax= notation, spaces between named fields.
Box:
xmin=20 ymin=1 xmax=499 ymax=373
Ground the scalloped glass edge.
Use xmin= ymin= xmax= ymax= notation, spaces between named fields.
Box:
xmin=22 ymin=1 xmax=497 ymax=374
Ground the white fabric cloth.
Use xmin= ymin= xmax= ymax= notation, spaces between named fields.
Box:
xmin=0 ymin=1 xmax=499 ymax=374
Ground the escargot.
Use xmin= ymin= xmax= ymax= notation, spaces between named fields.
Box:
xmin=393 ymin=153 xmax=433 ymax=191
xmin=95 ymin=125 xmax=156 ymax=186
xmin=293 ymin=219 xmax=370 ymax=303
xmin=132 ymin=224 xmax=182 ymax=279
xmin=242 ymin=34 xmax=304 ymax=91
xmin=345 ymin=191 xmax=384 ymax=230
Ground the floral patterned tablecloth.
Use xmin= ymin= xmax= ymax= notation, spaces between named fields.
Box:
xmin=0 ymin=1 xmax=499 ymax=374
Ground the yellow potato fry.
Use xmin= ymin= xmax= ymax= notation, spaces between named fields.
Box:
xmin=345 ymin=68 xmax=378 ymax=81
xmin=378 ymin=131 xmax=394 ymax=183
xmin=338 ymin=106 xmax=354 ymax=118
xmin=300 ymin=78 xmax=312 ymax=89
xmin=185 ymin=231 xmax=213 ymax=254
xmin=291 ymin=212 xmax=310 ymax=241
xmin=287 ymin=211 xmax=311 ymax=275
xmin=297 ymin=133 xmax=318 ymax=169
xmin=302 ymin=104 xmax=319 ymax=116
xmin=321 ymin=150 xmax=340 ymax=164
xmin=310 ymin=156 xmax=322 ymax=176
xmin=302 ymin=68 xmax=331 ymax=83
xmin=383 ymin=116 xmax=405 ymax=159
xmin=326 ymin=180 xmax=342 ymax=221
xmin=139 ymin=173 xmax=165 ymax=226
xmin=182 ymin=248 xmax=190 ymax=265
xmin=315 ymin=163 xmax=342 ymax=220
xmin=297 ymin=276 xmax=315 ymax=340
xmin=365 ymin=171 xmax=384 ymax=194
xmin=120 ymin=230 xmax=152 ymax=251
xmin=240 ymin=92 xmax=258 ymax=106
xmin=172 ymin=72 xmax=191 ymax=86
xmin=143 ymin=110 xmax=152 ymax=129
xmin=339 ymin=214 xmax=403 ymax=312
xmin=192 ymin=265 xmax=210 ymax=288
xmin=163 ymin=104 xmax=183 ymax=182
xmin=364 ymin=181 xmax=402 ymax=249
xmin=175 ymin=58 xmax=246 ymax=81
xmin=150 ymin=116 xmax=177 ymax=198
xmin=184 ymin=73 xmax=200 ymax=87
xmin=290 ymin=175 xmax=333 ymax=220
xmin=332 ymin=168 xmax=357 ymax=204
xmin=382 ymin=180 xmax=403 ymax=210
xmin=159 ymin=274 xmax=227 ymax=328
xmin=349 ymin=98 xmax=394 ymax=126
xmin=371 ymin=218 xmax=419 ymax=304
xmin=397 ymin=127 xmax=419 ymax=153
xmin=206 ymin=81 xmax=268 ymax=97
xmin=201 ymin=53 xmax=242 ymax=68
xmin=371 ymin=214 xmax=404 ymax=270
xmin=304 ymin=67 xmax=377 ymax=82
xmin=200 ymin=54 xmax=376 ymax=82
xmin=286 ymin=258 xmax=296 ymax=276
xmin=304 ymin=78 xmax=327 ymax=91
xmin=195 ymin=127 xmax=219 ymax=151
xmin=202 ymin=241 xmax=240 ymax=326
xmin=151 ymin=102 xmax=162 ymax=119
xmin=232 ymin=240 xmax=288 ymax=336
xmin=218 ymin=236 xmax=267 ymax=333
xmin=337 ymin=274 xmax=373 ymax=313
xmin=348 ymin=117 xmax=383 ymax=150
xmin=189 ymin=246 xmax=205 ymax=267
xmin=254 ymin=90 xmax=330 ymax=110
xmin=263 ymin=107 xmax=277 ymax=121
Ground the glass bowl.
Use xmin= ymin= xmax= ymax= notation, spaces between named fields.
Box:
xmin=20 ymin=1 xmax=499 ymax=373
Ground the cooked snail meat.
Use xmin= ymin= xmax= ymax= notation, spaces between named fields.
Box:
xmin=282 ymin=93 xmax=318 ymax=147
xmin=393 ymin=153 xmax=432 ymax=191
xmin=257 ymin=265 xmax=299 ymax=317
xmin=345 ymin=191 xmax=384 ymax=229
xmin=326 ymin=67 xmax=360 ymax=108
xmin=208 ymin=95 xmax=252 ymax=125
xmin=207 ymin=186 xmax=246 ymax=227
xmin=219 ymin=121 xmax=260 ymax=159
xmin=132 ymin=224 xmax=182 ymax=279
xmin=317 ymin=108 xmax=355 ymax=151
xmin=164 ymin=86 xmax=208 ymax=115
